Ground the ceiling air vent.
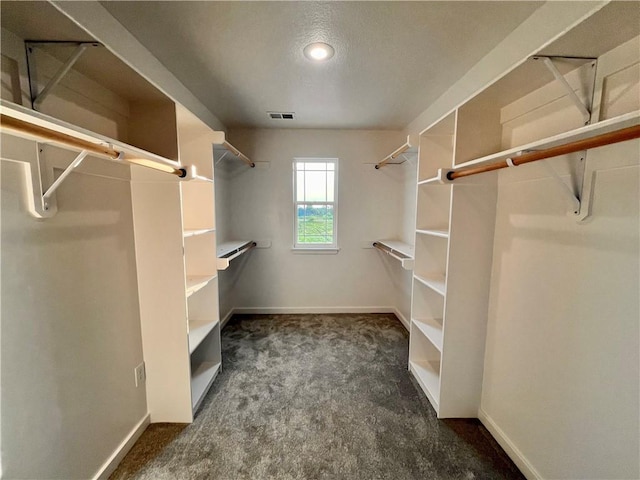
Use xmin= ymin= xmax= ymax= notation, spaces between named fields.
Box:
xmin=268 ymin=111 xmax=295 ymax=120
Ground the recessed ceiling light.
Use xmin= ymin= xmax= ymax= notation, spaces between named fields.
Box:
xmin=303 ymin=42 xmax=335 ymax=62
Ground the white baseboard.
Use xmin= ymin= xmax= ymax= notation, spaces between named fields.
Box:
xmin=478 ymin=408 xmax=542 ymax=480
xmin=93 ymin=413 xmax=150 ymax=480
xmin=220 ymin=309 xmax=235 ymax=329
xmin=221 ymin=306 xmax=406 ymax=328
xmin=393 ymin=308 xmax=410 ymax=331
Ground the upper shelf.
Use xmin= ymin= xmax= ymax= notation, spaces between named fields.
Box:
xmin=373 ymin=239 xmax=414 ymax=270
xmin=0 ymin=99 xmax=189 ymax=178
xmin=217 ymin=240 xmax=256 ymax=270
xmin=211 ymin=131 xmax=254 ymax=168
xmin=446 ymin=110 xmax=640 ymax=181
xmin=375 ymin=135 xmax=418 ymax=169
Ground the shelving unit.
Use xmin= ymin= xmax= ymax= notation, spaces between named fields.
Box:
xmin=131 ymin=104 xmax=222 ymax=423
xmin=409 ymin=4 xmax=640 ymax=419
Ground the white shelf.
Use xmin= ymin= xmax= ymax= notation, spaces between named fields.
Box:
xmin=188 ymin=319 xmax=220 ymax=354
xmin=217 ymin=240 xmax=256 ymax=270
xmin=0 ymin=99 xmax=183 ymax=176
xmin=414 ymin=273 xmax=446 ymax=296
xmin=412 ymin=318 xmax=444 ymax=352
xmin=190 ymin=361 xmax=221 ymax=410
xmin=409 ymin=360 xmax=441 ymax=408
xmin=373 ymin=240 xmax=415 ymax=270
xmin=375 ymin=134 xmax=418 ymax=168
xmin=416 ymin=228 xmax=449 ymax=238
xmin=451 ymin=110 xmax=640 ymax=173
xmin=186 ymin=275 xmax=217 ymax=297
xmin=183 ymin=228 xmax=215 ymax=238
xmin=211 ymin=131 xmax=254 ymax=168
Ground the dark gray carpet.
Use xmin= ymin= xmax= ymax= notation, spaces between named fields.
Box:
xmin=111 ymin=313 xmax=524 ymax=479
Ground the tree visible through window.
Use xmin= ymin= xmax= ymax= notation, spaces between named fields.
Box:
xmin=293 ymin=159 xmax=337 ymax=248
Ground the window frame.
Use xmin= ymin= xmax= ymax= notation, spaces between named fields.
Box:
xmin=292 ymin=157 xmax=339 ymax=251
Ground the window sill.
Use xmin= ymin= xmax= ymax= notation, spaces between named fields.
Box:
xmin=291 ymin=247 xmax=340 ymax=255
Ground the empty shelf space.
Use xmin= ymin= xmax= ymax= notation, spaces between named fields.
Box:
xmin=190 ymin=361 xmax=221 ymax=410
xmin=410 ymin=360 xmax=441 ymax=408
xmin=416 ymin=228 xmax=449 ymax=238
xmin=188 ymin=319 xmax=220 ymax=354
xmin=414 ymin=274 xmax=446 ymax=296
xmin=412 ymin=318 xmax=444 ymax=352
xmin=183 ymin=228 xmax=215 ymax=238
xmin=217 ymin=240 xmax=256 ymax=270
xmin=186 ymin=275 xmax=217 ymax=297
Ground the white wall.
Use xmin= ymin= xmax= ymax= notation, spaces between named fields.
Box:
xmin=1 ymin=142 xmax=148 ymax=479
xmin=481 ymin=139 xmax=639 ymax=480
xmin=216 ymin=129 xmax=409 ymax=318
xmin=1 ymin=24 xmax=147 ymax=480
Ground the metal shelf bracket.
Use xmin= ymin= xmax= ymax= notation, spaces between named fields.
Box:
xmin=532 ymin=55 xmax=597 ymax=125
xmin=26 ymin=41 xmax=102 ymax=110
xmin=540 ymin=150 xmax=592 ymax=221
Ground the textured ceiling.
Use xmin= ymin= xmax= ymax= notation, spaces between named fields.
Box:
xmin=100 ymin=1 xmax=543 ymax=130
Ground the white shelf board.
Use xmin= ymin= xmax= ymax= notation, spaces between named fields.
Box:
xmin=376 ymin=134 xmax=418 ymax=167
xmin=188 ymin=319 xmax=220 ymax=354
xmin=373 ymin=239 xmax=415 ymax=270
xmin=183 ymin=228 xmax=215 ymax=238
xmin=217 ymin=240 xmax=255 ymax=270
xmin=414 ymin=273 xmax=446 ymax=296
xmin=410 ymin=360 xmax=441 ymax=409
xmin=0 ymin=99 xmax=182 ymax=173
xmin=190 ymin=361 xmax=221 ymax=410
xmin=375 ymin=239 xmax=414 ymax=258
xmin=412 ymin=318 xmax=444 ymax=352
xmin=186 ymin=275 xmax=217 ymax=298
xmin=416 ymin=228 xmax=449 ymax=238
xmin=451 ymin=110 xmax=640 ymax=172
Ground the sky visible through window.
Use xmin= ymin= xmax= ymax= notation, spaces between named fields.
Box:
xmin=295 ymin=161 xmax=336 ymax=245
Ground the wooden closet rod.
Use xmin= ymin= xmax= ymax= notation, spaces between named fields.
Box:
xmin=447 ymin=124 xmax=640 ymax=181
xmin=0 ymin=114 xmax=188 ymax=177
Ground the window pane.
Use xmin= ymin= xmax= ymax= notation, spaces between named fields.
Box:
xmin=296 ymin=171 xmax=305 ymax=201
xmin=297 ymin=204 xmax=333 ymax=244
xmin=327 ymin=171 xmax=334 ymax=202
xmin=304 ymin=171 xmax=327 ymax=202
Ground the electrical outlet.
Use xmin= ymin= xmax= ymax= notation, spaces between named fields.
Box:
xmin=134 ymin=362 xmax=146 ymax=387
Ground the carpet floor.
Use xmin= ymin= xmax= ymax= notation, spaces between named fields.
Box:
xmin=110 ymin=313 xmax=524 ymax=480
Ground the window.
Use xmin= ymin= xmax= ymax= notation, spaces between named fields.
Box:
xmin=293 ymin=158 xmax=338 ymax=249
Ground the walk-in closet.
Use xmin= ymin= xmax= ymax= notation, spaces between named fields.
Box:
xmin=1 ymin=2 xmax=638 ymax=479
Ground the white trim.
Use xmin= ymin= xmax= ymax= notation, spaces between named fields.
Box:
xmin=221 ymin=306 xmax=408 ymax=332
xmin=220 ymin=309 xmax=235 ymax=329
xmin=393 ymin=308 xmax=410 ymax=332
xmin=291 ymin=247 xmax=340 ymax=255
xmin=93 ymin=413 xmax=150 ymax=480
xmin=232 ymin=306 xmax=396 ymax=315
xmin=293 ymin=157 xmax=339 ymax=249
xmin=478 ymin=409 xmax=542 ymax=480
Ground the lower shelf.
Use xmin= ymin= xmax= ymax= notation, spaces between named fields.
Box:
xmin=409 ymin=360 xmax=441 ymax=411
xmin=412 ymin=317 xmax=443 ymax=352
xmin=191 ymin=361 xmax=221 ymax=411
xmin=188 ymin=319 xmax=220 ymax=354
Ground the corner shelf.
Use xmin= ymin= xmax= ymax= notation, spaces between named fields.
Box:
xmin=373 ymin=239 xmax=415 ymax=270
xmin=212 ymin=131 xmax=254 ymax=168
